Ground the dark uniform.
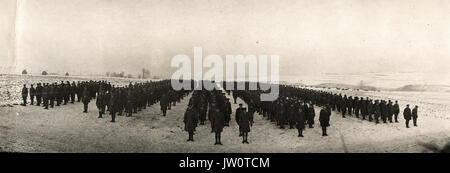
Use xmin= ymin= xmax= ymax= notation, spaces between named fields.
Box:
xmin=96 ymin=89 xmax=107 ymax=118
xmin=238 ymin=110 xmax=252 ymax=144
xmin=403 ymin=105 xmax=412 ymax=128
xmin=21 ymin=84 xmax=28 ymax=106
xmin=82 ymin=87 xmax=90 ymax=113
xmin=393 ymin=101 xmax=400 ymax=123
xmin=184 ymin=106 xmax=199 ymax=142
xmin=29 ymin=84 xmax=35 ymax=105
xmin=412 ymin=106 xmax=418 ymax=127
xmin=296 ymin=106 xmax=306 ymax=137
xmin=212 ymin=108 xmax=225 ymax=145
xmin=235 ymin=105 xmax=246 ymax=136
xmin=160 ymin=94 xmax=169 ymax=116
xmin=319 ymin=106 xmax=331 ymax=136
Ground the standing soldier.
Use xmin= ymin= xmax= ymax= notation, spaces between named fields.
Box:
xmin=82 ymin=87 xmax=90 ymax=113
xmin=224 ymin=99 xmax=232 ymax=126
xmin=393 ymin=101 xmax=400 ymax=123
xmin=36 ymin=83 xmax=42 ymax=106
xmin=403 ymin=104 xmax=412 ymax=128
xmin=235 ymin=104 xmax=246 ymax=136
xmin=307 ymin=104 xmax=315 ymax=128
xmin=109 ymin=91 xmax=117 ymax=122
xmin=42 ymin=84 xmax=49 ymax=109
xmin=96 ymin=88 xmax=106 ymax=118
xmin=238 ymin=109 xmax=252 ymax=144
xmin=49 ymin=83 xmax=55 ymax=108
xmin=21 ymin=84 xmax=28 ymax=106
xmin=160 ymin=93 xmax=169 ymax=116
xmin=412 ymin=105 xmax=419 ymax=127
xmin=319 ymin=105 xmax=331 ymax=136
xmin=354 ymin=97 xmax=360 ymax=118
xmin=126 ymin=89 xmax=134 ymax=117
xmin=212 ymin=108 xmax=225 ymax=145
xmin=184 ymin=105 xmax=199 ymax=142
xmin=29 ymin=84 xmax=35 ymax=105
xmin=77 ymin=81 xmax=82 ymax=102
xmin=70 ymin=82 xmax=76 ymax=104
xmin=296 ymin=105 xmax=306 ymax=137
xmin=374 ymin=100 xmax=381 ymax=124
xmin=387 ymin=100 xmax=393 ymax=123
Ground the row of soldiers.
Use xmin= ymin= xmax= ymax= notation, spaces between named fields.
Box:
xmin=21 ymin=80 xmax=191 ymax=123
xmin=232 ymin=88 xmax=331 ymax=137
xmin=21 ymin=81 xmax=91 ymax=109
xmin=88 ymin=80 xmax=191 ymax=122
xmin=229 ymin=82 xmax=419 ymax=130
xmin=183 ymin=88 xmax=253 ymax=144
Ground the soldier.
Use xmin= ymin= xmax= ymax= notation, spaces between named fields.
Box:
xmin=212 ymin=108 xmax=225 ymax=145
xmin=36 ymin=83 xmax=42 ymax=106
xmin=354 ymin=97 xmax=360 ymax=118
xmin=109 ymin=91 xmax=117 ymax=122
xmin=307 ymin=104 xmax=315 ymax=128
xmin=126 ymin=89 xmax=134 ymax=117
xmin=368 ymin=99 xmax=374 ymax=122
xmin=21 ymin=84 xmax=28 ymax=106
xmin=288 ymin=104 xmax=296 ymax=129
xmin=96 ymin=88 xmax=106 ymax=118
xmin=319 ymin=105 xmax=331 ymax=136
xmin=160 ymin=93 xmax=169 ymax=116
xmin=224 ymin=99 xmax=232 ymax=126
xmin=412 ymin=105 xmax=419 ymax=127
xmin=403 ymin=104 xmax=412 ymax=128
xmin=77 ymin=81 xmax=83 ymax=102
xmin=184 ymin=105 xmax=199 ymax=142
xmin=42 ymin=84 xmax=49 ymax=109
xmin=387 ymin=100 xmax=393 ymax=123
xmin=341 ymin=95 xmax=347 ymax=118
xmin=235 ymin=104 xmax=246 ymax=136
xmin=393 ymin=101 xmax=400 ymax=123
xmin=82 ymin=87 xmax=90 ymax=113
xmin=70 ymin=82 xmax=76 ymax=104
xmin=239 ymin=109 xmax=252 ymax=144
xmin=49 ymin=83 xmax=55 ymax=108
xmin=29 ymin=84 xmax=35 ymax=105
xmin=296 ymin=105 xmax=306 ymax=137
xmin=374 ymin=100 xmax=381 ymax=124
xmin=380 ymin=100 xmax=388 ymax=123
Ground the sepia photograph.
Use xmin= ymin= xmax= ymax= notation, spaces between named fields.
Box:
xmin=1 ymin=0 xmax=449 ymax=160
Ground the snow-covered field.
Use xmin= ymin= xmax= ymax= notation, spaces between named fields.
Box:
xmin=0 ymin=75 xmax=449 ymax=152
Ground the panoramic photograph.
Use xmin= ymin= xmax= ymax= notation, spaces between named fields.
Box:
xmin=1 ymin=0 xmax=449 ymax=154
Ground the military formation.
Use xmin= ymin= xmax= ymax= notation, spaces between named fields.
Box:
xmin=20 ymin=80 xmax=420 ymax=146
xmin=21 ymin=80 xmax=191 ymax=123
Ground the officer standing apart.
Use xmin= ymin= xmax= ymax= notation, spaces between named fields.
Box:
xmin=319 ymin=105 xmax=331 ymax=136
xmin=238 ymin=109 xmax=252 ymax=144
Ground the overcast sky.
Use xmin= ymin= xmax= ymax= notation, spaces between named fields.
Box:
xmin=1 ymin=0 xmax=450 ymax=78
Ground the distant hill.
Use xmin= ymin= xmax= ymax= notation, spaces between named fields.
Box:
xmin=314 ymin=83 xmax=378 ymax=91
xmin=392 ymin=84 xmax=450 ymax=92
